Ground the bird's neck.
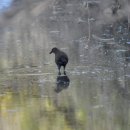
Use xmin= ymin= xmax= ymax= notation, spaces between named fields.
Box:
xmin=55 ymin=50 xmax=61 ymax=55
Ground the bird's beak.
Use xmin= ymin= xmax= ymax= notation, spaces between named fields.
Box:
xmin=49 ymin=51 xmax=52 ymax=54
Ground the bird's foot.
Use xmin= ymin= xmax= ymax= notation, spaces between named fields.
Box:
xmin=64 ymin=71 xmax=66 ymax=75
xmin=58 ymin=72 xmax=61 ymax=75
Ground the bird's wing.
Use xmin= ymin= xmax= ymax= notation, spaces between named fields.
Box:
xmin=57 ymin=55 xmax=68 ymax=64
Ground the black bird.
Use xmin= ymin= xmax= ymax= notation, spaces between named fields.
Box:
xmin=50 ymin=47 xmax=68 ymax=75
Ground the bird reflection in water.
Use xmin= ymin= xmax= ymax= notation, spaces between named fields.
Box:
xmin=55 ymin=74 xmax=70 ymax=93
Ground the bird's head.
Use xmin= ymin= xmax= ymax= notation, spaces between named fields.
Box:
xmin=49 ymin=47 xmax=59 ymax=54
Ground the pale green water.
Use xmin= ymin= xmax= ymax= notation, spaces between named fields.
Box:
xmin=0 ymin=65 xmax=130 ymax=130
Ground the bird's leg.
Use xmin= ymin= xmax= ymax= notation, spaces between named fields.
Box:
xmin=58 ymin=66 xmax=61 ymax=75
xmin=63 ymin=66 xmax=66 ymax=75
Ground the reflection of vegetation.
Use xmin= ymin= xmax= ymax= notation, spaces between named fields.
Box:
xmin=0 ymin=75 xmax=86 ymax=130
xmin=0 ymin=72 xmax=130 ymax=130
xmin=0 ymin=92 xmax=86 ymax=130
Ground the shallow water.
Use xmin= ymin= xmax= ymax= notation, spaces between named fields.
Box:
xmin=0 ymin=63 xmax=130 ymax=130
